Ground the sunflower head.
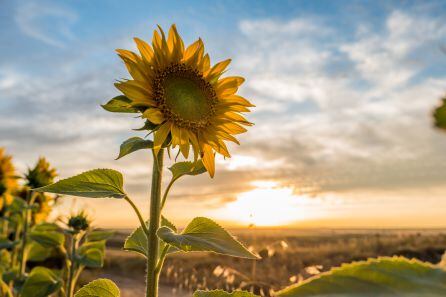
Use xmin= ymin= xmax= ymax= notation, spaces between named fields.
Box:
xmin=67 ymin=211 xmax=90 ymax=232
xmin=110 ymin=24 xmax=254 ymax=177
xmin=434 ymin=97 xmax=446 ymax=130
xmin=25 ymin=157 xmax=57 ymax=189
xmin=0 ymin=148 xmax=18 ymax=209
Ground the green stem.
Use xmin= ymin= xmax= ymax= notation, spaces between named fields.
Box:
xmin=155 ymin=245 xmax=169 ymax=274
xmin=66 ymin=234 xmax=77 ymax=297
xmin=125 ymin=196 xmax=149 ymax=236
xmin=18 ymin=191 xmax=35 ymax=278
xmin=160 ymin=178 xmax=176 ymax=211
xmin=2 ymin=211 xmax=10 ymax=237
xmin=146 ymin=149 xmax=164 ymax=297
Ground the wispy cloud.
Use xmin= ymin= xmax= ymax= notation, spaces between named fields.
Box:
xmin=14 ymin=1 xmax=78 ymax=47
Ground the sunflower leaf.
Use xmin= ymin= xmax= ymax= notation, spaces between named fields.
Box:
xmin=276 ymin=257 xmax=446 ymax=296
xmin=116 ymin=137 xmax=153 ymax=160
xmin=157 ymin=217 xmax=258 ymax=259
xmin=74 ymin=278 xmax=120 ymax=297
xmin=124 ymin=216 xmax=177 ymax=258
xmin=434 ymin=98 xmax=446 ymax=130
xmin=86 ymin=230 xmax=115 ymax=242
xmin=169 ymin=160 xmax=207 ymax=180
xmin=194 ymin=290 xmax=259 ymax=297
xmin=29 ymin=230 xmax=64 ymax=248
xmin=33 ymin=169 xmax=126 ymax=199
xmin=76 ymin=248 xmax=104 ymax=268
xmin=101 ymin=95 xmax=137 ymax=113
xmin=21 ymin=267 xmax=61 ymax=297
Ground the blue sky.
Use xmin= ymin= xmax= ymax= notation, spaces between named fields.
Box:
xmin=1 ymin=0 xmax=446 ymax=228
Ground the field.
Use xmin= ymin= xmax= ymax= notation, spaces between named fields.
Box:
xmin=80 ymin=228 xmax=446 ymax=297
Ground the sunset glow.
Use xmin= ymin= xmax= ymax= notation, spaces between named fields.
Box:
xmin=217 ymin=182 xmax=309 ymax=227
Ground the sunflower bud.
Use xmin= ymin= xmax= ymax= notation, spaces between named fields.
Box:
xmin=68 ymin=212 xmax=90 ymax=232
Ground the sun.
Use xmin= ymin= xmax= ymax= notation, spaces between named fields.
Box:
xmin=217 ymin=181 xmax=308 ymax=227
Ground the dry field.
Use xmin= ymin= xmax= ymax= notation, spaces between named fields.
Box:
xmin=80 ymin=228 xmax=446 ymax=296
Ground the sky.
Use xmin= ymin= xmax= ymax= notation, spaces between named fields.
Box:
xmin=1 ymin=0 xmax=446 ymax=229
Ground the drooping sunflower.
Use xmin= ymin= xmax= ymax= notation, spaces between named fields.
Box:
xmin=0 ymin=148 xmax=18 ymax=210
xmin=23 ymin=157 xmax=57 ymax=223
xmin=114 ymin=25 xmax=254 ymax=177
xmin=25 ymin=157 xmax=57 ymax=189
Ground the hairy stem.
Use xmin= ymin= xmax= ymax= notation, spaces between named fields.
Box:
xmin=146 ymin=149 xmax=164 ymax=297
xmin=66 ymin=234 xmax=78 ymax=297
xmin=160 ymin=178 xmax=176 ymax=211
xmin=155 ymin=245 xmax=169 ymax=274
xmin=125 ymin=196 xmax=149 ymax=236
xmin=18 ymin=191 xmax=35 ymax=278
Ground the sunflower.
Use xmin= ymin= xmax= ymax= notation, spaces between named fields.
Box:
xmin=0 ymin=148 xmax=18 ymax=210
xmin=25 ymin=157 xmax=57 ymax=189
xmin=114 ymin=25 xmax=254 ymax=177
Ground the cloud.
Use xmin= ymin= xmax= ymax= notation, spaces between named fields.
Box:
xmin=15 ymin=1 xmax=78 ymax=47
xmin=3 ymin=5 xmax=446 ymax=227
xmin=233 ymin=10 xmax=446 ymax=195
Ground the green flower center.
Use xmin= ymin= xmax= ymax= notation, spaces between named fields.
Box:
xmin=153 ymin=64 xmax=217 ymax=129
xmin=164 ymin=77 xmax=209 ymax=121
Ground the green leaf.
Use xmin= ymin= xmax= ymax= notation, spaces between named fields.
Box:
xmin=86 ymin=230 xmax=115 ymax=242
xmin=74 ymin=278 xmax=120 ymax=297
xmin=276 ymin=257 xmax=446 ymax=296
xmin=79 ymin=241 xmax=106 ymax=254
xmin=194 ymin=290 xmax=259 ymax=297
xmin=32 ymin=222 xmax=60 ymax=232
xmin=116 ymin=137 xmax=153 ymax=160
xmin=434 ymin=98 xmax=446 ymax=130
xmin=77 ymin=248 xmax=104 ymax=268
xmin=0 ymin=238 xmax=18 ymax=249
xmin=169 ymin=159 xmax=207 ymax=180
xmin=27 ymin=242 xmax=52 ymax=262
xmin=33 ymin=169 xmax=126 ymax=198
xmin=29 ymin=231 xmax=64 ymax=248
xmin=21 ymin=267 xmax=61 ymax=297
xmin=157 ymin=217 xmax=258 ymax=259
xmin=101 ymin=95 xmax=137 ymax=113
xmin=124 ymin=216 xmax=177 ymax=258
xmin=77 ymin=241 xmax=106 ymax=268
xmin=133 ymin=120 xmax=157 ymax=131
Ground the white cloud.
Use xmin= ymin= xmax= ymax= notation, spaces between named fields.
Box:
xmin=234 ymin=10 xmax=446 ymax=193
xmin=15 ymin=1 xmax=78 ymax=47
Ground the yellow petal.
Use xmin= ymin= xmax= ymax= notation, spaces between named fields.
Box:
xmin=167 ymin=24 xmax=184 ymax=62
xmin=202 ymin=144 xmax=215 ymax=178
xmin=217 ymin=122 xmax=248 ymax=135
xmin=143 ymin=108 xmax=165 ymax=124
xmin=183 ymin=38 xmax=203 ymax=61
xmin=153 ymin=122 xmax=171 ymax=154
xmin=114 ymin=81 xmax=154 ymax=105
xmin=188 ymin=131 xmax=200 ymax=161
xmin=134 ymin=37 xmax=154 ymax=62
xmin=221 ymin=95 xmax=255 ymax=107
xmin=200 ymin=54 xmax=210 ymax=73
xmin=215 ymin=130 xmax=240 ymax=144
xmin=217 ymin=76 xmax=245 ymax=89
xmin=222 ymin=112 xmax=252 ymax=125
xmin=152 ymin=29 xmax=169 ymax=68
xmin=179 ymin=129 xmax=190 ymax=159
xmin=205 ymin=59 xmax=231 ymax=81
xmin=171 ymin=125 xmax=181 ymax=147
xmin=218 ymin=104 xmax=250 ymax=113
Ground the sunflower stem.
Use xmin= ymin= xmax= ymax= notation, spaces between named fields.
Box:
xmin=66 ymin=234 xmax=78 ymax=297
xmin=146 ymin=149 xmax=164 ymax=297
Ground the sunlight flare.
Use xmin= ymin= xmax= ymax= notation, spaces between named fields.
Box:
xmin=217 ymin=181 xmax=311 ymax=227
